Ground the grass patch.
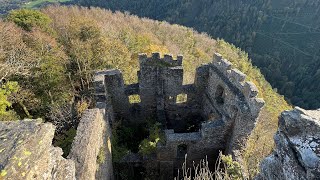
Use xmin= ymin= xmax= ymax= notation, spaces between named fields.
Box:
xmin=97 ymin=147 xmax=106 ymax=164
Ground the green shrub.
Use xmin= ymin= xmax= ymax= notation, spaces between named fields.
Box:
xmin=53 ymin=128 xmax=77 ymax=157
xmin=7 ymin=9 xmax=51 ymax=31
xmin=0 ymin=81 xmax=19 ymax=121
xmin=111 ymin=121 xmax=130 ymax=162
xmin=220 ymin=154 xmax=243 ymax=179
xmin=139 ymin=122 xmax=164 ymax=155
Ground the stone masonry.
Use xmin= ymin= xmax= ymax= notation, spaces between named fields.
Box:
xmin=68 ymin=108 xmax=113 ymax=180
xmin=97 ymin=52 xmax=265 ymax=178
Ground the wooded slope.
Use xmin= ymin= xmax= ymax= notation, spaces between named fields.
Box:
xmin=0 ymin=6 xmax=290 ymax=177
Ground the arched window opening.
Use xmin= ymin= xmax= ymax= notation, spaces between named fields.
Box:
xmin=215 ymin=85 xmax=225 ymax=105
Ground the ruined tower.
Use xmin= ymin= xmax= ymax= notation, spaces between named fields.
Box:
xmin=95 ymin=52 xmax=265 ymax=178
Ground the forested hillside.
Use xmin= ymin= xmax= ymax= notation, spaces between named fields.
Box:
xmin=0 ymin=6 xmax=290 ymax=177
xmin=77 ymin=0 xmax=320 ymax=109
xmin=0 ymin=0 xmax=73 ymax=14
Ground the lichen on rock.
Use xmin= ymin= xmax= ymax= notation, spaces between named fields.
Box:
xmin=0 ymin=120 xmax=75 ymax=180
xmin=256 ymin=107 xmax=320 ymax=180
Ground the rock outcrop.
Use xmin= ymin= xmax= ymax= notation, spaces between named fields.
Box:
xmin=0 ymin=120 xmax=75 ymax=180
xmin=256 ymin=107 xmax=320 ymax=180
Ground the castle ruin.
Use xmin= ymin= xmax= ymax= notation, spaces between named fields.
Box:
xmin=95 ymin=52 xmax=265 ymax=178
xmin=0 ymin=52 xmax=272 ymax=179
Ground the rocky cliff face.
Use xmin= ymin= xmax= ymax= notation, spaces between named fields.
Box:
xmin=0 ymin=119 xmax=75 ymax=180
xmin=256 ymin=107 xmax=320 ymax=180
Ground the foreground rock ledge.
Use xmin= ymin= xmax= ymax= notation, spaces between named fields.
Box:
xmin=256 ymin=107 xmax=320 ymax=180
xmin=0 ymin=120 xmax=75 ymax=180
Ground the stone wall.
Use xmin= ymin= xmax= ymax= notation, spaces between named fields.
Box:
xmin=197 ymin=53 xmax=265 ymax=157
xmin=156 ymin=53 xmax=265 ymax=171
xmin=68 ymin=109 xmax=112 ymax=180
xmin=102 ymin=53 xmax=203 ymax=126
xmin=138 ymin=53 xmax=190 ymax=122
xmin=256 ymin=107 xmax=320 ymax=180
xmin=99 ymin=52 xmax=265 ymax=179
xmin=0 ymin=120 xmax=75 ymax=180
xmin=63 ymin=70 xmax=115 ymax=180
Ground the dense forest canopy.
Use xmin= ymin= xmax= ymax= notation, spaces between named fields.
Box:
xmin=0 ymin=6 xmax=290 ymax=177
xmin=76 ymin=0 xmax=320 ymax=109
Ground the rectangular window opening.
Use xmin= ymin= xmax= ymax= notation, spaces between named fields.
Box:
xmin=176 ymin=94 xmax=187 ymax=104
xmin=129 ymin=94 xmax=141 ymax=104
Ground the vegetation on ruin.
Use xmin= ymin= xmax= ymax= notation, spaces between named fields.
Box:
xmin=111 ymin=118 xmax=164 ymax=162
xmin=111 ymin=127 xmax=129 ymax=163
xmin=0 ymin=5 xmax=291 ymax=177
xmin=139 ymin=122 xmax=164 ymax=155
xmin=53 ymin=128 xmax=77 ymax=157
xmin=97 ymin=147 xmax=106 ymax=164
xmin=111 ymin=119 xmax=149 ymax=162
xmin=176 ymin=152 xmax=244 ymax=180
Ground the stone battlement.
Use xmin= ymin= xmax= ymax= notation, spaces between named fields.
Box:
xmin=139 ymin=53 xmax=183 ymax=67
xmin=211 ymin=53 xmax=264 ymax=116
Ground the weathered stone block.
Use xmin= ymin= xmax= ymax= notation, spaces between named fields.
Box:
xmin=213 ymin=59 xmax=232 ymax=73
xmin=0 ymin=120 xmax=75 ymax=180
xmin=213 ymin=53 xmax=222 ymax=62
xmin=229 ymin=69 xmax=246 ymax=82
xmin=164 ymin=54 xmax=173 ymax=63
xmin=177 ymin=55 xmax=183 ymax=66
xmin=68 ymin=109 xmax=107 ymax=180
xmin=152 ymin=52 xmax=160 ymax=59
xmin=243 ymin=81 xmax=259 ymax=98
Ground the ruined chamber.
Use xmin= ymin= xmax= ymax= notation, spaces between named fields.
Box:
xmin=94 ymin=53 xmax=265 ymax=179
